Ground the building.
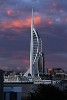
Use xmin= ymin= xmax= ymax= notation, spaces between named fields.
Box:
xmin=24 ymin=9 xmax=44 ymax=77
xmin=0 ymin=69 xmax=4 ymax=100
xmin=47 ymin=68 xmax=64 ymax=75
xmin=47 ymin=68 xmax=65 ymax=80
xmin=4 ymin=86 xmax=22 ymax=100
xmin=47 ymin=68 xmax=54 ymax=75
xmin=30 ymin=9 xmax=43 ymax=76
xmin=38 ymin=53 xmax=45 ymax=75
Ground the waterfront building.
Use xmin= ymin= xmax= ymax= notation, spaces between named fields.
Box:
xmin=47 ymin=68 xmax=64 ymax=75
xmin=4 ymin=86 xmax=22 ymax=100
xmin=65 ymin=73 xmax=67 ymax=80
xmin=47 ymin=68 xmax=66 ymax=80
xmin=24 ymin=9 xmax=44 ymax=77
xmin=0 ymin=69 xmax=4 ymax=100
xmin=38 ymin=53 xmax=45 ymax=75
xmin=30 ymin=9 xmax=43 ymax=76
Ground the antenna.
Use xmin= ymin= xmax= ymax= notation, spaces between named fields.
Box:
xmin=31 ymin=7 xmax=34 ymax=28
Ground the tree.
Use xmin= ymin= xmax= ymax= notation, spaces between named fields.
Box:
xmin=26 ymin=85 xmax=66 ymax=100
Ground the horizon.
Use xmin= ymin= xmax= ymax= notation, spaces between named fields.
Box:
xmin=0 ymin=0 xmax=67 ymax=71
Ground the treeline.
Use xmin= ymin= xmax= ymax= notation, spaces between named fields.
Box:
xmin=22 ymin=85 xmax=67 ymax=100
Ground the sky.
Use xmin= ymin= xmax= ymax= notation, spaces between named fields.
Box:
xmin=0 ymin=0 xmax=67 ymax=71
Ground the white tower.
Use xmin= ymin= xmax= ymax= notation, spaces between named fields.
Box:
xmin=24 ymin=9 xmax=43 ymax=77
xmin=30 ymin=8 xmax=34 ymax=76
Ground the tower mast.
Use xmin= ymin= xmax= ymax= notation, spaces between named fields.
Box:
xmin=30 ymin=8 xmax=34 ymax=76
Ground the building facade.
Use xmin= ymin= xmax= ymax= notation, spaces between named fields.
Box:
xmin=0 ymin=69 xmax=4 ymax=100
xmin=24 ymin=9 xmax=44 ymax=77
xmin=30 ymin=9 xmax=43 ymax=76
xmin=38 ymin=53 xmax=45 ymax=75
xmin=4 ymin=86 xmax=22 ymax=100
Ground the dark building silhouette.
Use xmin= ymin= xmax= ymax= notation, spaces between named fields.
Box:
xmin=4 ymin=86 xmax=22 ymax=100
xmin=38 ymin=53 xmax=45 ymax=75
xmin=0 ymin=69 xmax=4 ymax=100
xmin=47 ymin=68 xmax=64 ymax=75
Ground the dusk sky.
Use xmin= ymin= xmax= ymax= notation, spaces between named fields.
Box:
xmin=0 ymin=0 xmax=67 ymax=71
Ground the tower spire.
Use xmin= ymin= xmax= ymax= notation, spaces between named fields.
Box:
xmin=31 ymin=8 xmax=34 ymax=28
xmin=30 ymin=8 xmax=34 ymax=76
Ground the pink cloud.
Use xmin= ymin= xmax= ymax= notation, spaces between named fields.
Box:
xmin=0 ymin=16 xmax=42 ymax=29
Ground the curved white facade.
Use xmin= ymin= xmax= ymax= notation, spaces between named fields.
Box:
xmin=30 ymin=9 xmax=42 ymax=76
xmin=24 ymin=9 xmax=42 ymax=77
